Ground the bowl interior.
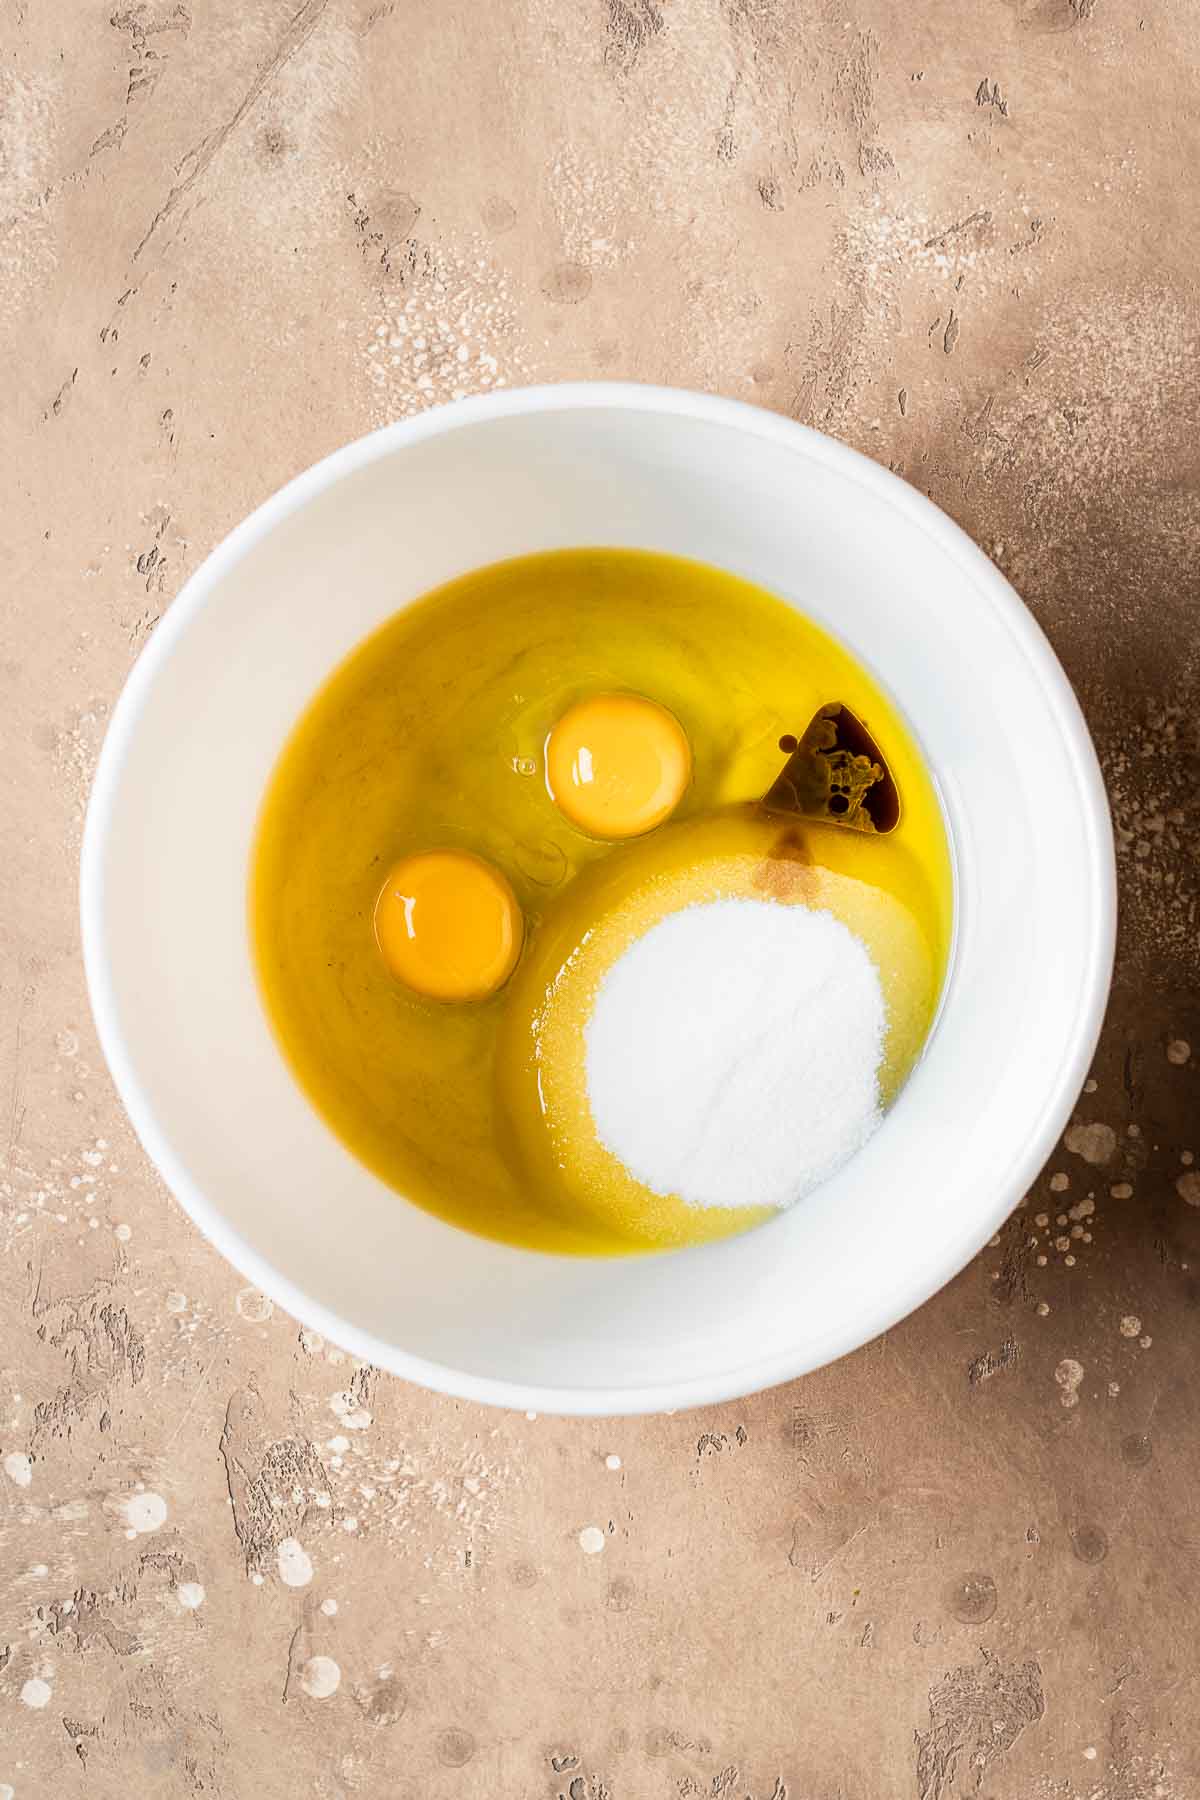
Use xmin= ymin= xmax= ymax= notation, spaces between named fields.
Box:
xmin=83 ymin=390 xmax=1113 ymax=1411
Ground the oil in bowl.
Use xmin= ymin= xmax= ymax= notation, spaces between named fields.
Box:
xmin=251 ymin=549 xmax=953 ymax=1254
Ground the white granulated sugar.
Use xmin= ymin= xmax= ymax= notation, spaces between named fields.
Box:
xmin=585 ymin=900 xmax=886 ymax=1213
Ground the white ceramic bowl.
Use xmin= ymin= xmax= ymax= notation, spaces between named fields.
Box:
xmin=81 ymin=384 xmax=1115 ymax=1415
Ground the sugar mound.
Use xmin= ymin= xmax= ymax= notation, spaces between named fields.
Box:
xmin=584 ymin=898 xmax=886 ymax=1211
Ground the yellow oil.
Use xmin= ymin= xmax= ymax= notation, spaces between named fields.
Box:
xmin=252 ymin=549 xmax=953 ymax=1255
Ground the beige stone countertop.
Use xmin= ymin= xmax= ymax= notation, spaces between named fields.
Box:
xmin=2 ymin=3 xmax=1198 ymax=1796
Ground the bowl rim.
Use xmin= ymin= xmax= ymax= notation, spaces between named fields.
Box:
xmin=80 ymin=381 xmax=1116 ymax=1415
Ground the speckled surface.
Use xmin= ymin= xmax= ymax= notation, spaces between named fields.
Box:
xmin=2 ymin=3 xmax=1199 ymax=1796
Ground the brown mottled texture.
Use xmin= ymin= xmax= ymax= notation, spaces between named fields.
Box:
xmin=2 ymin=1 xmax=1199 ymax=1794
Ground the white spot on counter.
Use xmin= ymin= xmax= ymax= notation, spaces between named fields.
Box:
xmin=604 ymin=1454 xmax=622 ymax=1471
xmin=1177 ymin=1171 xmax=1200 ymax=1207
xmin=301 ymin=1655 xmax=341 ymax=1699
xmin=178 ymin=1581 xmax=205 ymax=1609
xmin=1049 ymin=1172 xmax=1070 ymax=1193
xmin=1166 ymin=1039 xmax=1191 ymax=1065
xmin=1054 ymin=1359 xmax=1084 ymax=1409
xmin=165 ymin=1291 xmax=187 ymax=1313
xmin=21 ymin=1677 xmax=51 ymax=1709
xmin=114 ymin=1222 xmax=132 ymax=1242
xmin=320 ymin=1597 xmax=338 ymax=1616
xmin=1119 ymin=1315 xmax=1142 ymax=1338
xmin=578 ymin=1525 xmax=606 ymax=1554
xmin=1064 ymin=1122 xmax=1117 ymax=1165
xmin=122 ymin=1492 xmax=167 ymax=1534
xmin=0 ymin=1781 xmax=14 ymax=1798
xmin=329 ymin=1391 xmax=372 ymax=1430
xmin=235 ymin=1287 xmax=274 ymax=1322
xmin=277 ymin=1537 xmax=313 ymax=1587
xmin=4 ymin=1452 xmax=32 ymax=1487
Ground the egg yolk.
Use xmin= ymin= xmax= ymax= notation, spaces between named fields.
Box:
xmin=374 ymin=850 xmax=523 ymax=1002
xmin=545 ymin=693 xmax=692 ymax=839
